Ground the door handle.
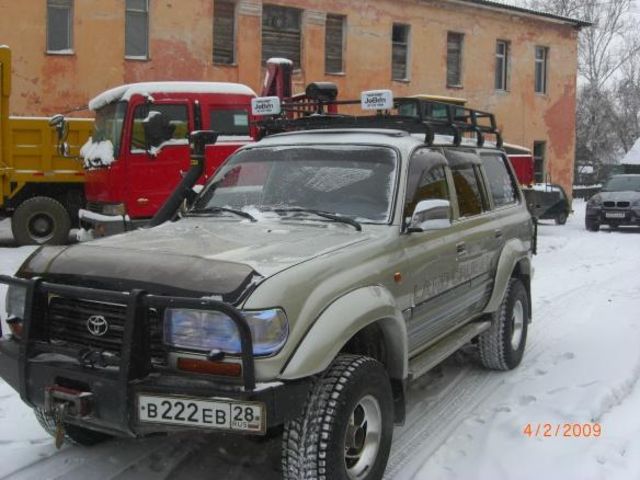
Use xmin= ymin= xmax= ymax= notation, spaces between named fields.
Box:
xmin=456 ymin=242 xmax=466 ymax=255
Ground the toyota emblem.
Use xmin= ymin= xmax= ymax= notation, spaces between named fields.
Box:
xmin=86 ymin=315 xmax=109 ymax=337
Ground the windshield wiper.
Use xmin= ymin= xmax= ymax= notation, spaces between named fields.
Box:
xmin=273 ymin=207 xmax=362 ymax=232
xmin=186 ymin=207 xmax=257 ymax=222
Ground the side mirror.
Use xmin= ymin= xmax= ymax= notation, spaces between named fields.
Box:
xmin=407 ymin=199 xmax=451 ymax=233
xmin=49 ymin=113 xmax=71 ymax=157
xmin=143 ymin=110 xmax=175 ymax=152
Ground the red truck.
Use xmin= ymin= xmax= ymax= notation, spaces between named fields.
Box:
xmin=77 ymin=81 xmax=257 ymax=237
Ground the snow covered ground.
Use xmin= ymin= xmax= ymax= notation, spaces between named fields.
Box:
xmin=0 ymin=201 xmax=639 ymax=479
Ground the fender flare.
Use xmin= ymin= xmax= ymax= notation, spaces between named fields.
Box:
xmin=484 ymin=238 xmax=532 ymax=315
xmin=280 ymin=285 xmax=408 ymax=381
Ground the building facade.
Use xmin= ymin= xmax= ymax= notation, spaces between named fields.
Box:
xmin=0 ymin=0 xmax=586 ymax=193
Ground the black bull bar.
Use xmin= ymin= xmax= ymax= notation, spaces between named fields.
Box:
xmin=0 ymin=274 xmax=264 ymax=435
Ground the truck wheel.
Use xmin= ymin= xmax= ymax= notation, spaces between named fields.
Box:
xmin=585 ymin=217 xmax=600 ymax=232
xmin=554 ymin=212 xmax=568 ymax=225
xmin=33 ymin=408 xmax=112 ymax=446
xmin=11 ymin=196 xmax=71 ymax=245
xmin=478 ymin=278 xmax=529 ymax=371
xmin=282 ymin=355 xmax=394 ymax=480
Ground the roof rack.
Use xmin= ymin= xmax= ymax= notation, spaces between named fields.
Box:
xmin=255 ymin=96 xmax=503 ymax=149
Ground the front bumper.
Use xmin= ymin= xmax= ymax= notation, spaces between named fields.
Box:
xmin=0 ymin=275 xmax=310 ymax=438
xmin=586 ymin=206 xmax=640 ymax=226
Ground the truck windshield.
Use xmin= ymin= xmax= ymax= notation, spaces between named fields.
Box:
xmin=603 ymin=176 xmax=640 ymax=192
xmin=193 ymin=146 xmax=398 ymax=224
xmin=92 ymin=101 xmax=127 ymax=157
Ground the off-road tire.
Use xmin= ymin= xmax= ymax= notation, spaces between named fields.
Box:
xmin=282 ymin=354 xmax=394 ymax=480
xmin=478 ymin=278 xmax=529 ymax=371
xmin=554 ymin=212 xmax=568 ymax=225
xmin=11 ymin=196 xmax=71 ymax=245
xmin=585 ymin=217 xmax=600 ymax=232
xmin=34 ymin=408 xmax=112 ymax=446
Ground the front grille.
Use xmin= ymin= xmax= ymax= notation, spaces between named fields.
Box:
xmin=617 ymin=201 xmax=630 ymax=208
xmin=48 ymin=297 xmax=165 ymax=364
xmin=85 ymin=202 xmax=103 ymax=214
xmin=604 ymin=201 xmax=615 ymax=208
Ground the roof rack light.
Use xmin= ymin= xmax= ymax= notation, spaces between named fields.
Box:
xmin=361 ymin=90 xmax=394 ymax=111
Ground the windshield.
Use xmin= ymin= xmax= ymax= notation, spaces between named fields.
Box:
xmin=603 ymin=175 xmax=640 ymax=192
xmin=92 ymin=101 xmax=127 ymax=156
xmin=193 ymin=146 xmax=398 ymax=224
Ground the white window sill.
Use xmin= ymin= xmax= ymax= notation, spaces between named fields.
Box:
xmin=125 ymin=55 xmax=150 ymax=61
xmin=46 ymin=49 xmax=74 ymax=55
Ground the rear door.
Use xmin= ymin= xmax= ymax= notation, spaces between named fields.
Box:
xmin=445 ymin=149 xmax=496 ymax=323
xmin=126 ymin=101 xmax=192 ymax=217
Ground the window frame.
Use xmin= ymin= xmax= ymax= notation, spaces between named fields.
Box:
xmin=213 ymin=0 xmax=237 ymax=65
xmin=447 ymin=32 xmax=464 ymax=88
xmin=261 ymin=4 xmax=302 ymax=70
xmin=325 ymin=14 xmax=346 ymax=75
xmin=480 ymin=152 xmax=520 ymax=209
xmin=392 ymin=23 xmax=411 ymax=82
xmin=46 ymin=0 xmax=74 ymax=54
xmin=533 ymin=141 xmax=546 ymax=183
xmin=129 ymin=101 xmax=191 ymax=153
xmin=125 ymin=0 xmax=150 ymax=60
xmin=495 ymin=40 xmax=509 ymax=91
xmin=534 ymin=46 xmax=549 ymax=94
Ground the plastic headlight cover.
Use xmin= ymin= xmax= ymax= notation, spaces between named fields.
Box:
xmin=164 ymin=308 xmax=288 ymax=356
xmin=588 ymin=194 xmax=602 ymax=206
xmin=5 ymin=285 xmax=27 ymax=319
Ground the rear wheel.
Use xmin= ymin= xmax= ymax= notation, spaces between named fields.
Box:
xmin=11 ymin=196 xmax=71 ymax=245
xmin=554 ymin=212 xmax=568 ymax=225
xmin=282 ymin=355 xmax=394 ymax=480
xmin=34 ymin=408 xmax=112 ymax=446
xmin=479 ymin=278 xmax=529 ymax=371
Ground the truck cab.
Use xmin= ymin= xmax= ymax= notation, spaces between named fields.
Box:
xmin=79 ymin=82 xmax=256 ymax=237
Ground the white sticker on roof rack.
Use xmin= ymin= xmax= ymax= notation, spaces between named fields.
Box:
xmin=361 ymin=90 xmax=393 ymax=110
xmin=251 ymin=97 xmax=281 ymax=116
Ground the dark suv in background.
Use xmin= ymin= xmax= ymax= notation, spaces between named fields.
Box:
xmin=585 ymin=174 xmax=640 ymax=231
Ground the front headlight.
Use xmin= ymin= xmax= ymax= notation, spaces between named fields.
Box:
xmin=102 ymin=203 xmax=126 ymax=216
xmin=164 ymin=308 xmax=288 ymax=356
xmin=588 ymin=194 xmax=602 ymax=206
xmin=5 ymin=285 xmax=27 ymax=319
xmin=632 ymin=198 xmax=640 ymax=207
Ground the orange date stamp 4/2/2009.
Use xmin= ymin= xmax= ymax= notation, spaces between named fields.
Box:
xmin=522 ymin=423 xmax=602 ymax=438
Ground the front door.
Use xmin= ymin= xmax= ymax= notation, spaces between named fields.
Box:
xmin=126 ymin=101 xmax=192 ymax=218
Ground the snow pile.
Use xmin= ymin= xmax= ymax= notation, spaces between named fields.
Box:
xmin=80 ymin=137 xmax=115 ymax=168
xmin=621 ymin=138 xmax=640 ymax=165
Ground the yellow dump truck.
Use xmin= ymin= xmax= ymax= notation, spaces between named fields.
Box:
xmin=0 ymin=46 xmax=93 ymax=245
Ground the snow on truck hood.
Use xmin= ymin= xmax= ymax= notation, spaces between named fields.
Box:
xmin=88 ymin=82 xmax=257 ymax=111
xmin=19 ymin=219 xmax=370 ymax=299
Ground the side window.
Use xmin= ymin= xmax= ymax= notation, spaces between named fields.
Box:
xmin=131 ymin=104 xmax=189 ymax=151
xmin=451 ymin=165 xmax=484 ymax=217
xmin=209 ymin=109 xmax=250 ymax=136
xmin=405 ymin=149 xmax=450 ymax=219
xmin=47 ymin=0 xmax=73 ymax=53
xmin=482 ymin=153 xmax=518 ymax=207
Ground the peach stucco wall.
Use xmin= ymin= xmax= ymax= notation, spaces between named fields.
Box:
xmin=0 ymin=0 xmax=579 ymax=192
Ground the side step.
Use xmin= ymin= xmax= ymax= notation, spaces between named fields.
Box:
xmin=408 ymin=321 xmax=491 ymax=381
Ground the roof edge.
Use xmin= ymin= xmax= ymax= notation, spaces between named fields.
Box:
xmin=443 ymin=0 xmax=592 ymax=28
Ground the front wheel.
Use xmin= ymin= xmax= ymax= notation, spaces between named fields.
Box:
xmin=554 ymin=212 xmax=568 ymax=225
xmin=478 ymin=278 xmax=529 ymax=371
xmin=282 ymin=355 xmax=394 ymax=480
xmin=11 ymin=196 xmax=71 ymax=245
xmin=585 ymin=217 xmax=600 ymax=232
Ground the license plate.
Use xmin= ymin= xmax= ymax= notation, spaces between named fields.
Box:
xmin=605 ymin=212 xmax=626 ymax=219
xmin=138 ymin=394 xmax=265 ymax=434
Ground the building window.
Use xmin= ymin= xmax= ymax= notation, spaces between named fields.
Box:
xmin=262 ymin=5 xmax=301 ymax=69
xmin=495 ymin=40 xmax=509 ymax=91
xmin=447 ymin=32 xmax=464 ymax=87
xmin=535 ymin=46 xmax=548 ymax=94
xmin=325 ymin=14 xmax=345 ymax=74
xmin=533 ymin=141 xmax=546 ymax=183
xmin=214 ymin=0 xmax=236 ymax=64
xmin=126 ymin=0 xmax=149 ymax=59
xmin=47 ymin=0 xmax=73 ymax=53
xmin=392 ymin=24 xmax=410 ymax=81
